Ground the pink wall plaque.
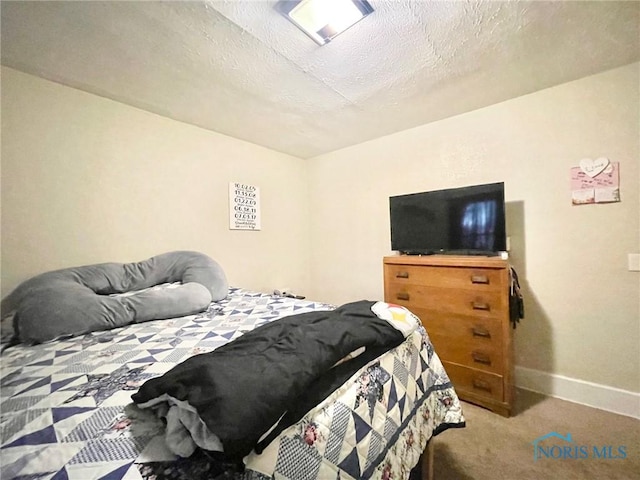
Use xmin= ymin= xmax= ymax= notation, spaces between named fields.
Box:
xmin=571 ymin=159 xmax=620 ymax=205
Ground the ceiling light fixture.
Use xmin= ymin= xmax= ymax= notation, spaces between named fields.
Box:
xmin=277 ymin=0 xmax=374 ymax=46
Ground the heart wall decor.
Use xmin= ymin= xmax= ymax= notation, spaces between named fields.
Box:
xmin=570 ymin=160 xmax=620 ymax=206
xmin=579 ymin=157 xmax=610 ymax=178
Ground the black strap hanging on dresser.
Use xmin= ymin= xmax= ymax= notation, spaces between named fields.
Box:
xmin=509 ymin=267 xmax=524 ymax=329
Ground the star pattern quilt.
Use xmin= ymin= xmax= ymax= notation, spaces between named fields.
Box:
xmin=0 ymin=287 xmax=464 ymax=480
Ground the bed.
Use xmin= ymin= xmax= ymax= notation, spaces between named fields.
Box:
xmin=0 ymin=286 xmax=465 ymax=480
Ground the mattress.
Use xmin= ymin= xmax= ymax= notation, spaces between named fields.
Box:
xmin=0 ymin=287 xmax=464 ymax=479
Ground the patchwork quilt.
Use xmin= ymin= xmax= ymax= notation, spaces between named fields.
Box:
xmin=0 ymin=288 xmax=464 ymax=480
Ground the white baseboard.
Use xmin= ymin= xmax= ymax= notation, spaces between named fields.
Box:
xmin=515 ymin=366 xmax=640 ymax=419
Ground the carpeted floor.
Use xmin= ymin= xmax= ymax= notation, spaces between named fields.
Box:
xmin=429 ymin=389 xmax=639 ymax=480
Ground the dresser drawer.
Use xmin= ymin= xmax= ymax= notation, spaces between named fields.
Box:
xmin=385 ymin=283 xmax=506 ymax=319
xmin=443 ymin=362 xmax=504 ymax=402
xmin=384 ymin=264 xmax=505 ymax=291
xmin=414 ymin=311 xmax=504 ymax=374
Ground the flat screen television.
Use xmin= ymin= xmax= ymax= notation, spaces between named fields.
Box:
xmin=389 ymin=182 xmax=506 ymax=255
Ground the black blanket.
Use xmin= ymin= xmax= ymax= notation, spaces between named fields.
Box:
xmin=131 ymin=300 xmax=405 ymax=461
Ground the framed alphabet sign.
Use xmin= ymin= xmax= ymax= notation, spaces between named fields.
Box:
xmin=229 ymin=182 xmax=261 ymax=230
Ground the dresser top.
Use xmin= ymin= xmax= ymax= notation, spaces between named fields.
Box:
xmin=383 ymin=254 xmax=509 ymax=269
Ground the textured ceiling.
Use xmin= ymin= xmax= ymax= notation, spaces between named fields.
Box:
xmin=2 ymin=1 xmax=639 ymax=159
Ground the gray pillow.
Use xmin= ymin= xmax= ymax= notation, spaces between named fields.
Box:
xmin=1 ymin=251 xmax=228 ymax=344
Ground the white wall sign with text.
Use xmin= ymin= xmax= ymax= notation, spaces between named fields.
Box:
xmin=229 ymin=182 xmax=261 ymax=230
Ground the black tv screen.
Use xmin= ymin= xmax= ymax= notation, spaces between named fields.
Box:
xmin=389 ymin=182 xmax=506 ymax=255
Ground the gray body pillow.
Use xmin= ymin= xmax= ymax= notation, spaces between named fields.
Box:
xmin=1 ymin=251 xmax=228 ymax=344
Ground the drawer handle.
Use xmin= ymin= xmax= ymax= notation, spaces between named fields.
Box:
xmin=396 ymin=292 xmax=410 ymax=301
xmin=471 ymin=275 xmax=489 ymax=285
xmin=472 ymin=351 xmax=492 ymax=365
xmin=396 ymin=271 xmax=409 ymax=279
xmin=472 ymin=327 xmax=491 ymax=338
xmin=472 ymin=379 xmax=492 ymax=392
xmin=472 ymin=301 xmax=490 ymax=311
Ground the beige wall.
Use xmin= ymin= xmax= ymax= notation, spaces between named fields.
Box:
xmin=2 ymin=63 xmax=638 ymax=398
xmin=307 ymin=63 xmax=640 ymax=393
xmin=1 ymin=67 xmax=311 ymax=297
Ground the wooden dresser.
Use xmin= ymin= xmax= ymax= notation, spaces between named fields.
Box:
xmin=383 ymin=255 xmax=513 ymax=417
